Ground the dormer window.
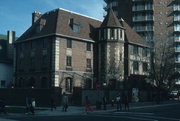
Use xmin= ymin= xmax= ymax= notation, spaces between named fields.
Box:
xmin=73 ymin=24 xmax=80 ymax=33
xmin=35 ymin=19 xmax=46 ymax=33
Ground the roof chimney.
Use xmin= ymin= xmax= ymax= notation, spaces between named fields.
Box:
xmin=32 ymin=11 xmax=41 ymax=25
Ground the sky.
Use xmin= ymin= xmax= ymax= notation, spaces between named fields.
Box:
xmin=0 ymin=0 xmax=105 ymax=37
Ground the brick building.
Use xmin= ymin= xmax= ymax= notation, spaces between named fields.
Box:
xmin=14 ymin=8 xmax=150 ymax=93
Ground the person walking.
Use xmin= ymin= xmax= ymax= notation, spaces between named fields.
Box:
xmin=85 ymin=96 xmax=93 ymax=114
xmin=124 ymin=95 xmax=129 ymax=111
xmin=102 ymin=95 xmax=107 ymax=110
xmin=116 ymin=94 xmax=122 ymax=111
xmin=30 ymin=98 xmax=35 ymax=115
xmin=0 ymin=99 xmax=6 ymax=114
xmin=50 ymin=96 xmax=56 ymax=111
xmin=25 ymin=97 xmax=31 ymax=114
xmin=62 ymin=93 xmax=68 ymax=112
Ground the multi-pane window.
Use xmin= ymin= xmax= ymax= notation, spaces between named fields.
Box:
xmin=87 ymin=43 xmax=91 ymax=51
xmin=67 ymin=39 xmax=72 ymax=48
xmin=143 ymin=63 xmax=148 ymax=72
xmin=142 ymin=48 xmax=148 ymax=57
xmin=133 ymin=46 xmax=139 ymax=55
xmin=66 ymin=56 xmax=72 ymax=66
xmin=133 ymin=61 xmax=139 ymax=71
xmin=87 ymin=59 xmax=91 ymax=68
xmin=42 ymin=56 xmax=47 ymax=65
xmin=31 ymin=41 xmax=36 ymax=50
xmin=43 ymin=39 xmax=48 ymax=48
xmin=73 ymin=24 xmax=80 ymax=33
xmin=110 ymin=29 xmax=115 ymax=39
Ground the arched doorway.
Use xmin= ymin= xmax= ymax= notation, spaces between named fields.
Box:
xmin=65 ymin=77 xmax=73 ymax=92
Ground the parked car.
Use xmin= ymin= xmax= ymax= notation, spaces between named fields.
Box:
xmin=169 ymin=90 xmax=179 ymax=100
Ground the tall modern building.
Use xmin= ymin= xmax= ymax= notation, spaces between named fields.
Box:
xmin=104 ymin=0 xmax=180 ymax=83
xmin=0 ymin=31 xmax=16 ymax=88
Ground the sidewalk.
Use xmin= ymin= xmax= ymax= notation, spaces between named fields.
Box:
xmin=2 ymin=100 xmax=179 ymax=117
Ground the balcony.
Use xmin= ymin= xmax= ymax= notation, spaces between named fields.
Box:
xmin=132 ymin=6 xmax=153 ymax=11
xmin=133 ymin=16 xmax=154 ymax=22
xmin=174 ymin=37 xmax=180 ymax=42
xmin=174 ymin=6 xmax=180 ymax=11
xmin=134 ymin=26 xmax=154 ymax=32
xmin=175 ymin=48 xmax=180 ymax=52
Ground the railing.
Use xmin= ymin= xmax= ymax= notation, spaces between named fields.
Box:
xmin=132 ymin=6 xmax=153 ymax=11
xmin=133 ymin=16 xmax=154 ymax=22
xmin=134 ymin=26 xmax=154 ymax=32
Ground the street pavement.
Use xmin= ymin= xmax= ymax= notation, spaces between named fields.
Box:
xmin=0 ymin=100 xmax=180 ymax=121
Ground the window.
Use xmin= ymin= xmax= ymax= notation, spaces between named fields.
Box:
xmin=87 ymin=43 xmax=91 ymax=51
xmin=31 ymin=41 xmax=36 ymax=50
xmin=1 ymin=80 xmax=5 ymax=87
xmin=73 ymin=24 xmax=80 ymax=33
xmin=30 ymin=57 xmax=35 ymax=66
xmin=110 ymin=29 xmax=115 ymax=39
xmin=42 ymin=56 xmax=47 ymax=65
xmin=43 ymin=39 xmax=48 ymax=48
xmin=142 ymin=48 xmax=148 ymax=57
xmin=133 ymin=61 xmax=139 ymax=71
xmin=87 ymin=59 xmax=91 ymax=68
xmin=143 ymin=63 xmax=148 ymax=72
xmin=66 ymin=56 xmax=72 ymax=66
xmin=67 ymin=39 xmax=72 ymax=48
xmin=133 ymin=46 xmax=139 ymax=55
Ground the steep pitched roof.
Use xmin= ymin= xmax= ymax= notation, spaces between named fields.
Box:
xmin=101 ymin=8 xmax=124 ymax=28
xmin=120 ymin=20 xmax=149 ymax=46
xmin=17 ymin=8 xmax=101 ymax=42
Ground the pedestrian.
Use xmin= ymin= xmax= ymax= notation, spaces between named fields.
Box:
xmin=25 ymin=97 xmax=31 ymax=114
xmin=50 ymin=96 xmax=56 ymax=111
xmin=116 ymin=94 xmax=122 ymax=111
xmin=62 ymin=92 xmax=68 ymax=112
xmin=124 ymin=95 xmax=129 ymax=111
xmin=102 ymin=95 xmax=107 ymax=110
xmin=0 ymin=99 xmax=6 ymax=114
xmin=111 ymin=99 xmax=114 ymax=107
xmin=30 ymin=98 xmax=35 ymax=115
xmin=85 ymin=96 xmax=93 ymax=114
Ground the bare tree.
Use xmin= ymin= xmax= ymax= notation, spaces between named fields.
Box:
xmin=148 ymin=33 xmax=176 ymax=90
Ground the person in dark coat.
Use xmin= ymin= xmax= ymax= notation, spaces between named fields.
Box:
xmin=0 ymin=99 xmax=6 ymax=114
xmin=102 ymin=95 xmax=107 ymax=110
xmin=116 ymin=94 xmax=122 ymax=111
xmin=124 ymin=95 xmax=129 ymax=111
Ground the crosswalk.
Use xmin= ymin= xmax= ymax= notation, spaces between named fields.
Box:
xmin=88 ymin=111 xmax=180 ymax=121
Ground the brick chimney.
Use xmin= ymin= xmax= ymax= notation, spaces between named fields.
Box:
xmin=7 ymin=30 xmax=15 ymax=60
xmin=32 ymin=11 xmax=41 ymax=25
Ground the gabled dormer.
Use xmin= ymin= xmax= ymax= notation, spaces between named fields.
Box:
xmin=98 ymin=8 xmax=125 ymax=42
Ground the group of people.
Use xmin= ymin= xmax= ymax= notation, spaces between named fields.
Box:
xmin=25 ymin=97 xmax=36 ymax=115
xmin=116 ymin=93 xmax=129 ymax=111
